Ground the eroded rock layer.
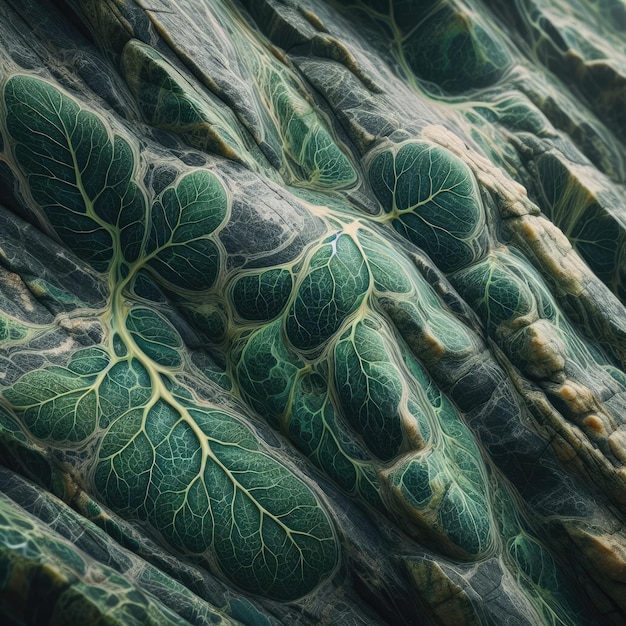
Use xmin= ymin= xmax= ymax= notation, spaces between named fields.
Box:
xmin=0 ymin=0 xmax=625 ymax=624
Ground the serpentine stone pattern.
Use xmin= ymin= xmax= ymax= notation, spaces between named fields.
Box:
xmin=0 ymin=0 xmax=625 ymax=624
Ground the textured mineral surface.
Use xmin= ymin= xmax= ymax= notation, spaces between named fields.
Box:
xmin=0 ymin=0 xmax=626 ymax=624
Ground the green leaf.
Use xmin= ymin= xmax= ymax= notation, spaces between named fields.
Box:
xmin=389 ymin=448 xmax=493 ymax=557
xmin=231 ymin=269 xmax=293 ymax=321
xmin=454 ymin=256 xmax=536 ymax=336
xmin=95 ymin=386 xmax=338 ymax=601
xmin=3 ymin=348 xmax=110 ymax=443
xmin=333 ymin=320 xmax=405 ymax=461
xmin=264 ymin=67 xmax=357 ymax=188
xmin=357 ymin=228 xmax=413 ymax=294
xmin=0 ymin=315 xmax=28 ymax=343
xmin=289 ymin=372 xmax=383 ymax=509
xmin=286 ymin=233 xmax=369 ymax=351
xmin=97 ymin=359 xmax=153 ymax=429
xmin=179 ymin=302 xmax=228 ymax=345
xmin=401 ymin=6 xmax=511 ymax=92
xmin=369 ymin=142 xmax=488 ymax=273
xmin=147 ymin=170 xmax=228 ymax=291
xmin=121 ymin=39 xmax=252 ymax=165
xmin=125 ymin=307 xmax=183 ymax=368
xmin=234 ymin=320 xmax=303 ymax=429
xmin=3 ymin=75 xmax=146 ymax=270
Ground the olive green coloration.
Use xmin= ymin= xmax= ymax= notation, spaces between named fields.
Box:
xmin=146 ymin=169 xmax=228 ymax=292
xmin=1 ymin=0 xmax=626 ymax=624
xmin=334 ymin=320 xmax=405 ymax=461
xmin=121 ymin=39 xmax=255 ymax=167
xmin=232 ymin=269 xmax=293 ymax=322
xmin=285 ymin=233 xmax=369 ymax=351
xmin=368 ymin=141 xmax=489 ymax=272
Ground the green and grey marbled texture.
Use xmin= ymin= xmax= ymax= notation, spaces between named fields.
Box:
xmin=0 ymin=0 xmax=626 ymax=624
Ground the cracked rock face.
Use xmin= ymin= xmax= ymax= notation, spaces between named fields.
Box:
xmin=0 ymin=0 xmax=625 ymax=624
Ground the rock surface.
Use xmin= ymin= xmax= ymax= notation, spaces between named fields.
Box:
xmin=0 ymin=0 xmax=626 ymax=624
